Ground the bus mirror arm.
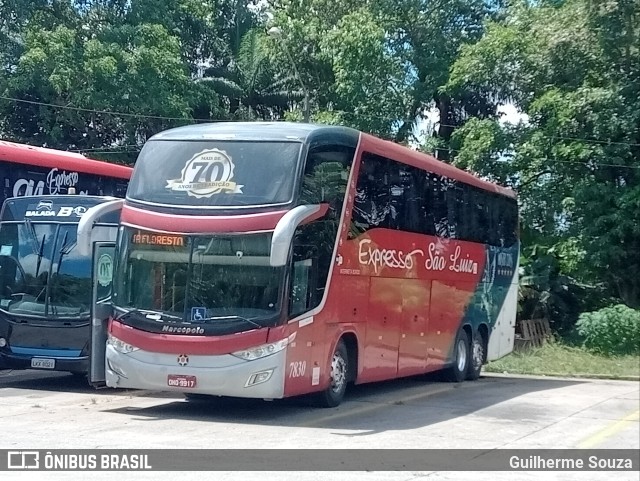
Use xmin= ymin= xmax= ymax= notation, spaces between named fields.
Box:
xmin=77 ymin=199 xmax=125 ymax=257
xmin=270 ymin=204 xmax=326 ymax=267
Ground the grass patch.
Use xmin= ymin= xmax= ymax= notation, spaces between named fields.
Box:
xmin=485 ymin=341 xmax=640 ymax=379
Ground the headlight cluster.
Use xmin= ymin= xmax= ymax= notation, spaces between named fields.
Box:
xmin=107 ymin=333 xmax=139 ymax=354
xmin=231 ymin=333 xmax=295 ymax=361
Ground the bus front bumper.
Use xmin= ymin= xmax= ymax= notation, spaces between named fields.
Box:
xmin=105 ymin=345 xmax=286 ymax=399
xmin=0 ymin=350 xmax=88 ymax=373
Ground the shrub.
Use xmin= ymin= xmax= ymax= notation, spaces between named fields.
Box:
xmin=576 ymin=305 xmax=640 ymax=356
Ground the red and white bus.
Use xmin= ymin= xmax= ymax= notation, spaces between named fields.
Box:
xmin=84 ymin=123 xmax=518 ymax=406
xmin=0 ymin=140 xmax=131 ymax=200
xmin=0 ymin=140 xmax=132 ymax=374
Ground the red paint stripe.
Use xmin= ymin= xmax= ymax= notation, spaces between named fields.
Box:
xmin=121 ymin=204 xmax=289 ymax=233
xmin=360 ymin=134 xmax=516 ymax=198
xmin=0 ymin=140 xmax=132 ymax=178
xmin=109 ymin=319 xmax=270 ymax=355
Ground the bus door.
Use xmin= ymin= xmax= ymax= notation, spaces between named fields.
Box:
xmin=88 ymin=242 xmax=115 ymax=386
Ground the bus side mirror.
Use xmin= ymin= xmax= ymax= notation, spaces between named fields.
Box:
xmin=270 ymin=204 xmax=328 ymax=267
xmin=77 ymin=199 xmax=124 ymax=256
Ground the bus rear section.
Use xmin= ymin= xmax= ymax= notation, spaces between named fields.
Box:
xmin=97 ymin=122 xmax=518 ymax=407
xmin=0 ymin=196 xmax=121 ymax=374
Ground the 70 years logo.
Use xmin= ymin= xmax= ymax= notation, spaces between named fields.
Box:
xmin=166 ymin=149 xmax=243 ymax=198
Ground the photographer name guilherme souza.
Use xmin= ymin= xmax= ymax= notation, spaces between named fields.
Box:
xmin=510 ymin=455 xmax=634 ymax=470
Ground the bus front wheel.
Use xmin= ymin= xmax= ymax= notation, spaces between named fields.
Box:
xmin=318 ymin=339 xmax=348 ymax=408
xmin=444 ymin=329 xmax=470 ymax=383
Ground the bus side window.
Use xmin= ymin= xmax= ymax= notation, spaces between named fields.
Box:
xmin=300 ymin=145 xmax=353 ymax=211
xmin=350 ymin=153 xmax=393 ymax=237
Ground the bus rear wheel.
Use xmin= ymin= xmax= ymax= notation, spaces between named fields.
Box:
xmin=317 ymin=340 xmax=348 ymax=408
xmin=444 ymin=329 xmax=470 ymax=383
xmin=466 ymin=330 xmax=484 ymax=381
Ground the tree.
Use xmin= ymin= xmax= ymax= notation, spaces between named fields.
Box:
xmin=198 ymin=28 xmax=292 ymax=119
xmin=446 ymin=0 xmax=640 ymax=307
xmin=266 ymin=0 xmax=500 ymax=143
xmin=0 ymin=0 xmax=226 ymax=161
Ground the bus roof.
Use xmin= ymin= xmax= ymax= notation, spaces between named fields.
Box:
xmin=149 ymin=121 xmax=354 ymax=143
xmin=0 ymin=140 xmax=132 ymax=179
xmin=147 ymin=122 xmax=515 ymax=199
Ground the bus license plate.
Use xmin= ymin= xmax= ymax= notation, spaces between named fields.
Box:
xmin=31 ymin=358 xmax=55 ymax=369
xmin=167 ymin=374 xmax=197 ymax=388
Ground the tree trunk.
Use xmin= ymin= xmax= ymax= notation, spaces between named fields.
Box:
xmin=435 ymin=93 xmax=454 ymax=162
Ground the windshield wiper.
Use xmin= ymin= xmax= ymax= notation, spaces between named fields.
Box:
xmin=35 ymin=233 xmax=46 ymax=278
xmin=199 ymin=315 xmax=264 ymax=330
xmin=56 ymin=230 xmax=73 ymax=274
xmin=119 ymin=308 xmax=184 ymax=322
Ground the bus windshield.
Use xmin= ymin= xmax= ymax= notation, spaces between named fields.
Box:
xmin=127 ymin=140 xmax=302 ymax=208
xmin=0 ymin=222 xmax=92 ymax=318
xmin=113 ymin=228 xmax=284 ymax=329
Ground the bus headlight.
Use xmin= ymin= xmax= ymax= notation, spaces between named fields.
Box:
xmin=232 ymin=333 xmax=296 ymax=361
xmin=107 ymin=333 xmax=140 ymax=354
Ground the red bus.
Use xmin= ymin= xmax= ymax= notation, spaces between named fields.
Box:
xmin=0 ymin=140 xmax=131 ymax=200
xmin=84 ymin=123 xmax=518 ymax=406
xmin=0 ymin=140 xmax=132 ymax=374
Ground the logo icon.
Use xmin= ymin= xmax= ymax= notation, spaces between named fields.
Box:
xmin=191 ymin=307 xmax=206 ymax=321
xmin=97 ymin=253 xmax=113 ymax=287
xmin=7 ymin=451 xmax=39 ymax=469
xmin=166 ymin=149 xmax=243 ymax=198
xmin=72 ymin=206 xmax=87 ymax=217
xmin=36 ymin=200 xmax=53 ymax=211
xmin=177 ymin=354 xmax=189 ymax=366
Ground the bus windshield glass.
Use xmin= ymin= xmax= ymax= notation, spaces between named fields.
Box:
xmin=0 ymin=222 xmax=91 ymax=318
xmin=127 ymin=140 xmax=302 ymax=207
xmin=113 ymin=228 xmax=283 ymax=328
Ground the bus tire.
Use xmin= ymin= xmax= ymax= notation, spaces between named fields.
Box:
xmin=444 ymin=329 xmax=470 ymax=383
xmin=318 ymin=339 xmax=348 ymax=408
xmin=466 ymin=330 xmax=484 ymax=381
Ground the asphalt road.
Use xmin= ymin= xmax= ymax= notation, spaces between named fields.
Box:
xmin=0 ymin=368 xmax=638 ymax=481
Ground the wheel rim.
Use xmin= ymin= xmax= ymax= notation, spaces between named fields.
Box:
xmin=472 ymin=338 xmax=483 ymax=368
xmin=330 ymin=353 xmax=347 ymax=393
xmin=456 ymin=339 xmax=467 ymax=372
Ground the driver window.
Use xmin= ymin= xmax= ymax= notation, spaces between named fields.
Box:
xmin=299 ymin=145 xmax=354 ymax=212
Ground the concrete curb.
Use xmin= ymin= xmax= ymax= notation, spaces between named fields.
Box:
xmin=483 ymin=370 xmax=640 ymax=382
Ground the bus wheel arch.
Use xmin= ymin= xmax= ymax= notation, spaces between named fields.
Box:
xmin=341 ymin=332 xmax=359 ymax=383
xmin=467 ymin=324 xmax=488 ymax=381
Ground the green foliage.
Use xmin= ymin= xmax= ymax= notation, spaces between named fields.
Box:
xmin=485 ymin=339 xmax=640 ymax=379
xmin=518 ymin=244 xmax=589 ymax=333
xmin=268 ymin=0 xmax=499 ymax=142
xmin=319 ymin=8 xmax=409 ymax=137
xmin=576 ymin=305 xmax=640 ymax=356
xmin=447 ymin=0 xmax=640 ymax=308
xmin=0 ymin=0 xmax=254 ymax=158
xmin=199 ymin=28 xmax=292 ymax=119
